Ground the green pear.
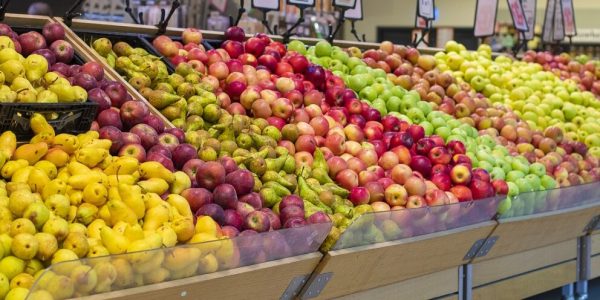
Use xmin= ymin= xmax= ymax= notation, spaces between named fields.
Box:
xmin=0 ymin=256 xmax=24 ymax=279
xmin=148 ymin=90 xmax=181 ymax=109
xmin=15 ymin=89 xmax=37 ymax=103
xmin=0 ymin=48 xmax=20 ymax=64
xmin=36 ymin=90 xmax=58 ymax=103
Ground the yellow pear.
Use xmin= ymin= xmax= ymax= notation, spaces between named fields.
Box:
xmin=93 ymin=262 xmax=117 ymax=293
xmin=118 ymin=183 xmax=144 ymax=219
xmin=9 ymin=218 xmax=36 ymax=237
xmin=100 ymin=226 xmax=129 ymax=254
xmin=27 ymin=168 xmax=50 ymax=193
xmin=11 ymin=233 xmax=38 ymax=260
xmin=52 ymin=134 xmax=79 ymax=154
xmin=12 ymin=142 xmax=48 ymax=165
xmin=33 ymin=160 xmax=57 ymax=179
xmin=76 ymin=203 xmax=98 ymax=225
xmin=0 ymin=272 xmax=9 ymax=298
xmin=22 ymin=201 xmax=50 ymax=229
xmin=10 ymin=166 xmax=34 ymax=184
xmin=123 ymin=224 xmax=144 ymax=241
xmin=166 ymin=194 xmax=193 ymax=218
xmin=189 ymin=232 xmax=221 ymax=253
xmin=51 ymin=249 xmax=81 ymax=276
xmin=8 ymin=190 xmax=35 ymax=217
xmin=112 ymin=258 xmax=134 ymax=288
xmin=44 ymin=194 xmax=69 ymax=219
xmin=42 ymin=216 xmax=69 ymax=241
xmin=45 ymin=274 xmax=75 ymax=300
xmin=0 ymin=60 xmax=24 ymax=83
xmin=163 ymin=247 xmax=201 ymax=272
xmin=23 ymin=54 xmax=48 ymax=82
xmin=75 ymin=147 xmax=108 ymax=168
xmin=4 ymin=287 xmax=28 ymax=300
xmin=67 ymin=172 xmax=104 ymax=190
xmin=0 ymin=256 xmax=25 ymax=279
xmin=143 ymin=267 xmax=170 ymax=284
xmin=70 ymin=264 xmax=97 ymax=293
xmin=41 ymin=179 xmax=67 ymax=200
xmin=62 ymin=232 xmax=89 ymax=258
xmin=139 ymin=161 xmax=175 ymax=183
xmin=35 ymin=232 xmax=58 ymax=261
xmin=171 ymin=171 xmax=191 ymax=194
xmin=9 ymin=273 xmax=33 ymax=289
xmin=43 ymin=148 xmax=69 ymax=168
xmin=82 ymin=182 xmax=108 ymax=207
xmin=87 ymin=245 xmax=110 ymax=266
xmin=171 ymin=216 xmax=195 ymax=242
xmin=137 ymin=178 xmax=170 ymax=194
xmin=68 ymin=223 xmax=87 ymax=236
xmin=103 ymin=156 xmax=139 ymax=175
xmin=86 ymin=219 xmax=106 ymax=240
xmin=156 ymin=225 xmax=178 ymax=247
xmin=143 ymin=203 xmax=171 ymax=231
xmin=197 ymin=253 xmax=219 ymax=274
xmin=24 ymin=259 xmax=43 ymax=276
xmin=106 ymin=200 xmax=137 ymax=226
xmin=133 ymin=250 xmax=164 ymax=274
xmin=0 ymin=234 xmax=11 ymax=256
xmin=1 ymin=159 xmax=27 ymax=179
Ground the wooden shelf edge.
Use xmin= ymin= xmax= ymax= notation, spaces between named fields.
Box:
xmin=78 ymin=252 xmax=322 ymax=300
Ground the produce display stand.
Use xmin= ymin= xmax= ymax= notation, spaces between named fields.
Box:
xmin=294 ymin=197 xmax=502 ymax=299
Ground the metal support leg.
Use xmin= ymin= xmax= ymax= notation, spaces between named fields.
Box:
xmin=458 ymin=264 xmax=472 ymax=300
xmin=562 ymin=284 xmax=575 ymax=300
xmin=576 ymin=235 xmax=591 ymax=300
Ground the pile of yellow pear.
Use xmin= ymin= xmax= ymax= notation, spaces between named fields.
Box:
xmin=0 ymin=114 xmax=231 ymax=299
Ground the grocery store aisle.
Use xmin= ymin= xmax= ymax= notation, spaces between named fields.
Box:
xmin=527 ymin=278 xmax=600 ymax=299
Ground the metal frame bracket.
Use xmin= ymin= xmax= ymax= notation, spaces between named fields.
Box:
xmin=280 ymin=275 xmax=309 ymax=300
xmin=300 ymin=272 xmax=333 ymax=299
xmin=463 ymin=236 xmax=498 ymax=260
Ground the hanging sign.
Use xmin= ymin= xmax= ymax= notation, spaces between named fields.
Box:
xmin=474 ymin=0 xmax=499 ymax=37
xmin=344 ymin=0 xmax=363 ymax=20
xmin=553 ymin=0 xmax=565 ymax=41
xmin=252 ymin=0 xmax=280 ymax=10
xmin=561 ymin=0 xmax=576 ymax=36
xmin=333 ymin=0 xmax=357 ymax=9
xmin=542 ymin=0 xmax=555 ymax=43
xmin=522 ymin=0 xmax=537 ymax=40
xmin=286 ymin=0 xmax=316 ymax=8
xmin=507 ymin=0 xmax=529 ymax=32
xmin=417 ymin=0 xmax=435 ymax=20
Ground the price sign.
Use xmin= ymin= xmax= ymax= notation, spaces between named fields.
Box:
xmin=507 ymin=0 xmax=528 ymax=32
xmin=417 ymin=0 xmax=435 ymax=20
xmin=561 ymin=0 xmax=576 ymax=36
xmin=553 ymin=0 xmax=565 ymax=41
xmin=522 ymin=0 xmax=537 ymax=40
xmin=286 ymin=0 xmax=316 ymax=8
xmin=333 ymin=0 xmax=357 ymax=9
xmin=344 ymin=0 xmax=363 ymax=20
xmin=474 ymin=0 xmax=499 ymax=37
xmin=252 ymin=0 xmax=280 ymax=10
xmin=415 ymin=15 xmax=428 ymax=29
xmin=542 ymin=0 xmax=555 ymax=43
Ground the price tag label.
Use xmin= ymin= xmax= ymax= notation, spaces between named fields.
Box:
xmin=507 ymin=0 xmax=528 ymax=32
xmin=418 ymin=0 xmax=435 ymax=20
xmin=286 ymin=0 xmax=316 ymax=8
xmin=553 ymin=0 xmax=565 ymax=41
xmin=522 ymin=0 xmax=537 ymax=40
xmin=333 ymin=0 xmax=357 ymax=9
xmin=542 ymin=0 xmax=555 ymax=43
xmin=473 ymin=0 xmax=499 ymax=37
xmin=344 ymin=0 xmax=363 ymax=20
xmin=252 ymin=0 xmax=280 ymax=10
xmin=561 ymin=0 xmax=576 ymax=36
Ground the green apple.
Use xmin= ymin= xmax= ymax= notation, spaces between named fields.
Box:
xmin=506 ymin=170 xmax=525 ymax=183
xmin=419 ymin=121 xmax=434 ymax=136
xmin=287 ymin=40 xmax=306 ymax=55
xmin=507 ymin=182 xmax=520 ymax=196
xmin=490 ymin=167 xmax=506 ymax=180
xmin=478 ymin=160 xmax=494 ymax=172
xmin=386 ymin=96 xmax=401 ymax=112
xmin=372 ymin=98 xmax=387 ymax=115
xmin=435 ymin=126 xmax=451 ymax=140
xmin=541 ymin=175 xmax=557 ymax=190
xmin=525 ymin=174 xmax=541 ymax=191
xmin=315 ymin=40 xmax=332 ymax=57
xmin=347 ymin=57 xmax=364 ymax=70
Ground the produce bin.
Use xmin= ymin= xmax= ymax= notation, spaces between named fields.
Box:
xmin=27 ymin=222 xmax=331 ymax=300
xmin=296 ymin=196 xmax=502 ymax=299
xmin=0 ymin=15 xmax=99 ymax=140
xmin=471 ymin=182 xmax=600 ymax=263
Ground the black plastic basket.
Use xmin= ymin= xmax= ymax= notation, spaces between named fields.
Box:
xmin=0 ymin=102 xmax=98 ymax=141
xmin=0 ymin=26 xmax=98 ymax=141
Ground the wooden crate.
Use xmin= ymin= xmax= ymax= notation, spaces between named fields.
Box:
xmin=471 ymin=203 xmax=600 ymax=264
xmin=298 ymin=222 xmax=496 ymax=299
xmin=78 ymin=253 xmax=322 ymax=300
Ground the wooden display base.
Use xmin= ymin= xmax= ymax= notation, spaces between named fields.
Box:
xmin=472 ymin=239 xmax=577 ymax=288
xmin=298 ymin=222 xmax=496 ymax=299
xmin=78 ymin=253 xmax=322 ymax=300
xmin=471 ymin=203 xmax=600 ymax=263
xmin=472 ymin=260 xmax=576 ymax=300
xmin=333 ymin=267 xmax=458 ymax=300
